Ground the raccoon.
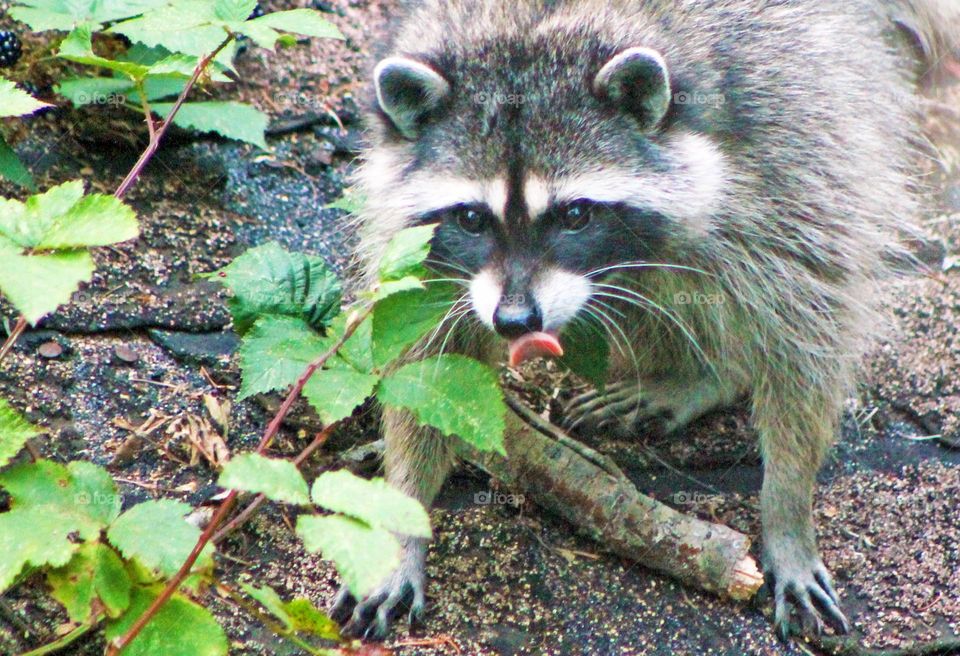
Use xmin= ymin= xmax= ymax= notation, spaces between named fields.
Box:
xmin=332 ymin=0 xmax=958 ymax=641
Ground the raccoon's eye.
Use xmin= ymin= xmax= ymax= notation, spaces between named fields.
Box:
xmin=558 ymin=202 xmax=593 ymax=233
xmin=456 ymin=208 xmax=488 ymax=235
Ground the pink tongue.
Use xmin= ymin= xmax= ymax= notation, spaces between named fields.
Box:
xmin=508 ymin=331 xmax=564 ymax=367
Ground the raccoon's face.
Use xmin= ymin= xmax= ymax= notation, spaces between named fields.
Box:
xmin=364 ymin=43 xmax=727 ymax=356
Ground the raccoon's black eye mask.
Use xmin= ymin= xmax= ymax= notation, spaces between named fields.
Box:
xmin=418 ymin=201 xmax=670 ymax=276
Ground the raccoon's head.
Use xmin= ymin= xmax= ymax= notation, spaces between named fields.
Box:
xmin=363 ymin=36 xmax=728 ymax=362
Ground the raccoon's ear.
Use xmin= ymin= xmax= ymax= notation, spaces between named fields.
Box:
xmin=593 ymin=47 xmax=671 ymax=130
xmin=374 ymin=56 xmax=451 ymax=139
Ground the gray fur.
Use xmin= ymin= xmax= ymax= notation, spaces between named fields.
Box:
xmin=337 ymin=0 xmax=958 ymax=641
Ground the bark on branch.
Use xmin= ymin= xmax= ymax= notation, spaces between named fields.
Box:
xmin=456 ymin=406 xmax=762 ymax=601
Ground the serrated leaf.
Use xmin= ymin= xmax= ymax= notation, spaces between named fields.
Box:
xmin=153 ymin=101 xmax=268 ymax=149
xmin=557 ymin=319 xmax=610 ymax=389
xmin=58 ymin=26 xmax=151 ymax=79
xmin=296 ymin=515 xmax=400 ymax=599
xmin=237 ymin=315 xmax=330 ymax=399
xmin=216 ymin=242 xmax=342 ymax=335
xmin=366 ymin=275 xmax=424 ymax=302
xmin=10 ymin=0 xmax=170 ymax=31
xmin=250 ymin=9 xmax=344 ymax=40
xmin=379 ymin=355 xmax=506 ymax=455
xmin=218 ymin=454 xmax=310 ymax=505
xmin=56 ymin=77 xmax=133 ymax=107
xmin=0 ymin=399 xmax=42 ymax=469
xmin=330 ymin=312 xmax=373 ymax=373
xmin=0 ymin=459 xmax=121 ymax=592
xmin=378 ymin=224 xmax=437 ymax=282
xmin=108 ymin=1 xmax=229 ymax=58
xmin=310 ymin=470 xmax=431 ymax=538
xmin=0 ymin=136 xmax=34 ymax=191
xmin=48 ymin=541 xmax=131 ymax=622
xmin=0 ymin=179 xmax=138 ymax=249
xmin=214 ymin=0 xmax=256 ymax=22
xmin=0 ymin=77 xmax=52 ymax=117
xmin=107 ymin=500 xmax=214 ymax=579
xmin=232 ymin=20 xmax=281 ymax=50
xmin=241 ymin=583 xmax=340 ymax=640
xmin=106 ymin=587 xmax=227 ymax=656
xmin=303 ymin=368 xmax=379 ymax=425
xmin=371 ymin=283 xmax=457 ymax=369
xmin=0 ymin=247 xmax=94 ymax=324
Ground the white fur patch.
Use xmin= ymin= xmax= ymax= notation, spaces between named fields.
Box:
xmin=524 ymin=175 xmax=551 ymax=219
xmin=484 ymin=177 xmax=508 ymax=221
xmin=549 ymin=132 xmax=727 ymax=234
xmin=533 ymin=268 xmax=592 ymax=332
xmin=469 ymin=269 xmax=502 ymax=329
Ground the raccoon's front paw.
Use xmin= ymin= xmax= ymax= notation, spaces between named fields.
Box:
xmin=330 ymin=538 xmax=427 ymax=640
xmin=762 ymin=544 xmax=850 ymax=640
xmin=562 ymin=381 xmax=674 ymax=437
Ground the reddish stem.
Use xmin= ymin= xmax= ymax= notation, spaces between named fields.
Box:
xmin=0 ymin=316 xmax=28 ymax=364
xmin=106 ymin=307 xmax=372 ymax=654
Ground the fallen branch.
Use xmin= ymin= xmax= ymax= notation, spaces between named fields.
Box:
xmin=456 ymin=405 xmax=762 ymax=601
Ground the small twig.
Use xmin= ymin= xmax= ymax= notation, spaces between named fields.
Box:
xmin=17 ymin=619 xmax=97 ymax=656
xmin=136 ymin=81 xmax=157 ymax=142
xmin=0 ymin=316 xmax=28 ymax=364
xmin=113 ymin=35 xmax=233 ymax=200
xmin=106 ymin=306 xmax=372 ymax=655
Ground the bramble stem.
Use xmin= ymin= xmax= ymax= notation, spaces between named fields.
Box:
xmin=0 ymin=316 xmax=28 ymax=364
xmin=106 ymin=306 xmax=372 ymax=655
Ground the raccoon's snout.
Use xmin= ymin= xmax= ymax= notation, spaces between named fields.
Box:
xmin=493 ymin=296 xmax=542 ymax=339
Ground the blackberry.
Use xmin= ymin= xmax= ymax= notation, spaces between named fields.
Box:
xmin=248 ymin=4 xmax=265 ymax=20
xmin=0 ymin=31 xmax=22 ymax=68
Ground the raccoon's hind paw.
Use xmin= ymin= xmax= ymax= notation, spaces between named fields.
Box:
xmin=763 ymin=554 xmax=850 ymax=641
xmin=330 ymin=546 xmax=427 ymax=641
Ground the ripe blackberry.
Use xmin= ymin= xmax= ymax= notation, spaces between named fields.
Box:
xmin=0 ymin=31 xmax=22 ymax=68
xmin=248 ymin=4 xmax=265 ymax=20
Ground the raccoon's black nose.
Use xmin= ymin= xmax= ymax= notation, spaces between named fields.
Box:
xmin=493 ymin=300 xmax=543 ymax=339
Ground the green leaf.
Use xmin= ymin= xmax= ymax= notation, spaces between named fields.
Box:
xmin=324 ymin=190 xmax=364 ymax=214
xmin=303 ymin=369 xmax=379 ymax=425
xmin=107 ymin=500 xmax=214 ymax=579
xmin=241 ymin=583 xmax=340 ymax=640
xmin=48 ymin=542 xmax=131 ymax=622
xmin=0 ymin=460 xmax=121 ymax=592
xmin=296 ymin=515 xmax=400 ymax=600
xmin=366 ymin=275 xmax=424 ymax=303
xmin=0 ymin=399 xmax=42 ymax=469
xmin=106 ymin=587 xmax=228 ymax=656
xmin=0 ymin=136 xmax=34 ymax=191
xmin=0 ymin=247 xmax=94 ymax=325
xmin=108 ymin=1 xmax=230 ymax=58
xmin=237 ymin=315 xmax=329 ymax=399
xmin=310 ymin=470 xmax=431 ymax=538
xmin=0 ymin=178 xmax=138 ymax=249
xmin=10 ymin=0 xmax=170 ymax=31
xmin=58 ymin=26 xmax=151 ymax=79
xmin=216 ymin=242 xmax=342 ymax=335
xmin=250 ymin=9 xmax=344 ymax=40
xmin=557 ymin=319 xmax=610 ymax=389
xmin=378 ymin=224 xmax=437 ymax=282
xmin=153 ymin=101 xmax=268 ymax=149
xmin=330 ymin=312 xmax=373 ymax=373
xmin=218 ymin=453 xmax=310 ymax=505
xmin=56 ymin=77 xmax=133 ymax=107
xmin=371 ymin=283 xmax=457 ymax=369
xmin=0 ymin=77 xmax=52 ymax=117
xmin=378 ymin=355 xmax=506 ymax=455
xmin=214 ymin=0 xmax=257 ymax=22
xmin=232 ymin=20 xmax=281 ymax=50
